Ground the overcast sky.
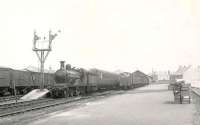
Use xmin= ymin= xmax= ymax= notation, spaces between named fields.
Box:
xmin=0 ymin=0 xmax=200 ymax=73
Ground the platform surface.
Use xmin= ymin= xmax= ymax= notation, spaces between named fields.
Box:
xmin=28 ymin=84 xmax=195 ymax=125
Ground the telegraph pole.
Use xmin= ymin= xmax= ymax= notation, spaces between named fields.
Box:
xmin=33 ymin=30 xmax=60 ymax=89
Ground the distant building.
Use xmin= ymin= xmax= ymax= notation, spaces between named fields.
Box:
xmin=171 ymin=65 xmax=200 ymax=88
xmin=157 ymin=71 xmax=170 ymax=81
xmin=169 ymin=65 xmax=190 ymax=84
xmin=174 ymin=65 xmax=191 ymax=80
xmin=182 ymin=66 xmax=200 ymax=87
xmin=150 ymin=71 xmax=158 ymax=82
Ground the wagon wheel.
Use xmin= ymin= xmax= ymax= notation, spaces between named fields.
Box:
xmin=69 ymin=90 xmax=74 ymax=97
xmin=80 ymin=88 xmax=86 ymax=95
xmin=16 ymin=89 xmax=20 ymax=95
xmin=75 ymin=89 xmax=81 ymax=96
xmin=49 ymin=91 xmax=54 ymax=98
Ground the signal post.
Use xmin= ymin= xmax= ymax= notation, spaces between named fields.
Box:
xmin=33 ymin=30 xmax=60 ymax=89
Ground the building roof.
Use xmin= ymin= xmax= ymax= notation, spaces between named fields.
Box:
xmin=133 ymin=70 xmax=148 ymax=76
xmin=175 ymin=65 xmax=191 ymax=75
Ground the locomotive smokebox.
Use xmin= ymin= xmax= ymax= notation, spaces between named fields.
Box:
xmin=55 ymin=61 xmax=67 ymax=83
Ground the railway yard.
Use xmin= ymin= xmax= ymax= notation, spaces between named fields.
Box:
xmin=0 ymin=58 xmax=153 ymax=125
xmin=0 ymin=29 xmax=198 ymax=125
xmin=0 ymin=84 xmax=199 ymax=125
xmin=1 ymin=0 xmax=200 ymax=124
xmin=0 ymin=60 xmax=199 ymax=125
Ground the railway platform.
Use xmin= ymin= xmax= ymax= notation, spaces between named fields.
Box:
xmin=28 ymin=84 xmax=196 ymax=125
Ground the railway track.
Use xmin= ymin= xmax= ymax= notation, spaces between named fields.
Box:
xmin=0 ymin=91 xmax=119 ymax=118
xmin=0 ymin=95 xmax=22 ymax=103
xmin=0 ymin=98 xmax=55 ymax=110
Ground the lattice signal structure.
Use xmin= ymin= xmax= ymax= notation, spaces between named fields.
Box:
xmin=33 ymin=30 xmax=60 ymax=89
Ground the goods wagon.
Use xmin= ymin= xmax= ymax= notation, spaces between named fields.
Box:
xmin=0 ymin=67 xmax=54 ymax=96
xmin=13 ymin=70 xmax=54 ymax=94
xmin=0 ymin=67 xmax=13 ymax=96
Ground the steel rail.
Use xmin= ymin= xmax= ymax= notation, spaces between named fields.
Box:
xmin=0 ymin=98 xmax=54 ymax=110
xmin=0 ymin=91 xmax=118 ymax=117
xmin=0 ymin=95 xmax=22 ymax=103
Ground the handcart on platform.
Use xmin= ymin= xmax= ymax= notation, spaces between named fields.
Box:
xmin=173 ymin=80 xmax=190 ymax=104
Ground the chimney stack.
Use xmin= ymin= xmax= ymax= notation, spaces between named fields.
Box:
xmin=60 ymin=61 xmax=65 ymax=70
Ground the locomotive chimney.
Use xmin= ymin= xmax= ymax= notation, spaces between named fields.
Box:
xmin=60 ymin=61 xmax=65 ymax=70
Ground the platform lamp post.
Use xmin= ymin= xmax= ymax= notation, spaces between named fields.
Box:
xmin=33 ymin=30 xmax=60 ymax=89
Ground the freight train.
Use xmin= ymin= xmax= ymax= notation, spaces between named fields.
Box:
xmin=0 ymin=61 xmax=150 ymax=97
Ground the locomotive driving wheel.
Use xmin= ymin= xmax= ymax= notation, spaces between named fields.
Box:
xmin=69 ymin=89 xmax=74 ymax=97
xmin=75 ymin=88 xmax=81 ymax=96
xmin=63 ymin=90 xmax=69 ymax=98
